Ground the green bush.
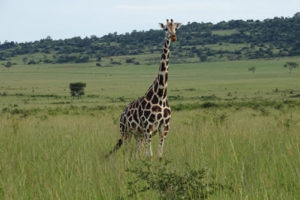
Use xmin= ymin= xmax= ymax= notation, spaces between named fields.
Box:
xmin=69 ymin=82 xmax=86 ymax=98
xmin=126 ymin=160 xmax=231 ymax=199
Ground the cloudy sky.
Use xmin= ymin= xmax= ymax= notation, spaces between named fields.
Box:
xmin=0 ymin=0 xmax=299 ymax=42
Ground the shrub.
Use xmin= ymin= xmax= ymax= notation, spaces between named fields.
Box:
xmin=126 ymin=160 xmax=231 ymax=200
xmin=201 ymin=102 xmax=218 ymax=108
xmin=0 ymin=92 xmax=7 ymax=96
xmin=248 ymin=66 xmax=256 ymax=73
xmin=2 ymin=61 xmax=13 ymax=68
xmin=125 ymin=58 xmax=135 ymax=63
xmin=27 ymin=59 xmax=37 ymax=65
xmin=283 ymin=62 xmax=298 ymax=73
xmin=69 ymin=82 xmax=86 ymax=98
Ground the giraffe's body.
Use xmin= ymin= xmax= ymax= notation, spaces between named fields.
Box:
xmin=106 ymin=19 xmax=181 ymax=159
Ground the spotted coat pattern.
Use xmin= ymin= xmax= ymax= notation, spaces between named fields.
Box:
xmin=106 ymin=19 xmax=181 ymax=159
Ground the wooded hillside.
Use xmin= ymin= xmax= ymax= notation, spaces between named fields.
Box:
xmin=1 ymin=13 xmax=300 ymax=65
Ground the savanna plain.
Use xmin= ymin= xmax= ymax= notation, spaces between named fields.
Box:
xmin=0 ymin=57 xmax=300 ymax=199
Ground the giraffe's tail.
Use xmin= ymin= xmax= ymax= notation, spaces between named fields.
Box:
xmin=105 ymin=138 xmax=123 ymax=158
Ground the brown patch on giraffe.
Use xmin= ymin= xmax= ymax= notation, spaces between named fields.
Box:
xmin=163 ymin=48 xmax=168 ymax=54
xmin=163 ymin=108 xmax=171 ymax=118
xmin=152 ymin=95 xmax=159 ymax=104
xmin=165 ymin=73 xmax=168 ymax=83
xmin=161 ymin=54 xmax=166 ymax=60
xmin=146 ymin=89 xmax=153 ymax=101
xmin=157 ymin=88 xmax=164 ymax=97
xmin=159 ymin=74 xmax=164 ymax=85
xmin=166 ymin=100 xmax=169 ymax=107
xmin=146 ymin=102 xmax=151 ymax=109
xmin=131 ymin=122 xmax=136 ymax=129
xmin=159 ymin=100 xmax=162 ymax=106
xmin=166 ymin=60 xmax=169 ymax=65
xmin=144 ymin=110 xmax=151 ymax=118
xmin=157 ymin=113 xmax=162 ymax=120
xmin=163 ymin=102 xmax=166 ymax=107
xmin=151 ymin=105 xmax=162 ymax=112
xmin=149 ymin=114 xmax=155 ymax=123
xmin=154 ymin=81 xmax=158 ymax=91
xmin=160 ymin=62 xmax=166 ymax=71
xmin=141 ymin=116 xmax=146 ymax=122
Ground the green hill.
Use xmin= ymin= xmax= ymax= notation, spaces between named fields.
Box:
xmin=1 ymin=13 xmax=300 ymax=66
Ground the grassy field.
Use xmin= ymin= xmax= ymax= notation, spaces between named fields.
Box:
xmin=0 ymin=57 xmax=300 ymax=199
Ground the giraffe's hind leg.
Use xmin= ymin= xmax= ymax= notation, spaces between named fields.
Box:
xmin=158 ymin=125 xmax=169 ymax=161
xmin=134 ymin=135 xmax=144 ymax=159
xmin=144 ymin=125 xmax=153 ymax=158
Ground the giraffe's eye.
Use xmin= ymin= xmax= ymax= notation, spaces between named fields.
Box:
xmin=164 ymin=28 xmax=168 ymax=31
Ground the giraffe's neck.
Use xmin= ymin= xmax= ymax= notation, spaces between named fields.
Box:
xmin=145 ymin=38 xmax=171 ymax=101
xmin=157 ymin=38 xmax=170 ymax=90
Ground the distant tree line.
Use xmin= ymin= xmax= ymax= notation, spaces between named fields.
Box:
xmin=0 ymin=13 xmax=300 ymax=64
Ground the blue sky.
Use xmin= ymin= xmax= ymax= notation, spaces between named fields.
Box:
xmin=0 ymin=0 xmax=299 ymax=42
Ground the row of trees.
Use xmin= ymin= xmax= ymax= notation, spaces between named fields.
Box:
xmin=1 ymin=14 xmax=300 ymax=63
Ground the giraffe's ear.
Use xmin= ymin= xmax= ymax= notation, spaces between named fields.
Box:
xmin=159 ymin=23 xmax=166 ymax=29
xmin=175 ymin=23 xmax=182 ymax=30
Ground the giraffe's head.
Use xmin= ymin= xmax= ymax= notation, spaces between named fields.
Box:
xmin=159 ymin=19 xmax=182 ymax=42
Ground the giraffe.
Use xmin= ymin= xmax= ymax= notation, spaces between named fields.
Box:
xmin=106 ymin=19 xmax=182 ymax=160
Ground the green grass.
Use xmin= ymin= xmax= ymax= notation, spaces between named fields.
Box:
xmin=0 ymin=57 xmax=300 ymax=199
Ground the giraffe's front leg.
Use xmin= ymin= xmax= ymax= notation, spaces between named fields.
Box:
xmin=158 ymin=125 xmax=169 ymax=161
xmin=144 ymin=126 xmax=153 ymax=157
xmin=134 ymin=135 xmax=144 ymax=158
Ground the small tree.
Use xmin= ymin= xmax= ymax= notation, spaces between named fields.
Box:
xmin=69 ymin=82 xmax=86 ymax=98
xmin=22 ymin=57 xmax=28 ymax=64
xmin=3 ymin=61 xmax=12 ymax=68
xmin=126 ymin=58 xmax=135 ymax=63
xmin=248 ymin=66 xmax=256 ymax=73
xmin=284 ymin=62 xmax=299 ymax=74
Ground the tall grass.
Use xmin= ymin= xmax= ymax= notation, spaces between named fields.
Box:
xmin=0 ymin=58 xmax=300 ymax=199
xmin=0 ymin=105 xmax=299 ymax=199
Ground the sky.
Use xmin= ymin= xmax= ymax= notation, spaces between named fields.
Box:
xmin=0 ymin=0 xmax=299 ymax=43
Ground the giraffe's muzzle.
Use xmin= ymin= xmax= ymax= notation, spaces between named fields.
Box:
xmin=171 ymin=35 xmax=177 ymax=42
